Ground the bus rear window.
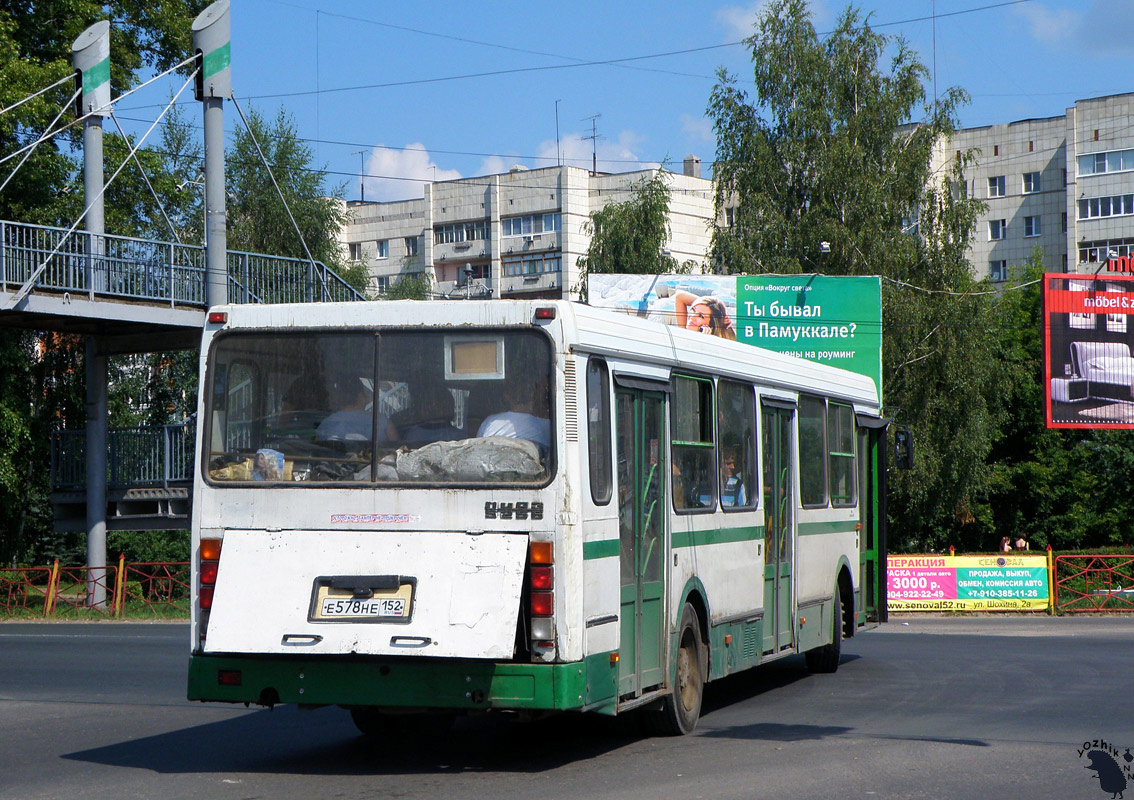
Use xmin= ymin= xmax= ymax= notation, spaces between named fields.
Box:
xmin=203 ymin=329 xmax=553 ymax=487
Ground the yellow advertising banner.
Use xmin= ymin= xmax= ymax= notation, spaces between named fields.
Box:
xmin=888 ymin=554 xmax=1050 ymax=611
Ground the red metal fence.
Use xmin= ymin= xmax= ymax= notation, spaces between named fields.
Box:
xmin=0 ymin=559 xmax=189 ymax=617
xmin=1054 ymin=555 xmax=1134 ymax=612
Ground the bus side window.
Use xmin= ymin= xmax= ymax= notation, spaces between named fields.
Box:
xmin=828 ymin=402 xmax=857 ymax=506
xmin=799 ymin=395 xmax=828 ymax=508
xmin=586 ymin=358 xmax=612 ymax=505
xmin=718 ymin=379 xmax=756 ymax=510
xmin=671 ymin=376 xmax=715 ymax=512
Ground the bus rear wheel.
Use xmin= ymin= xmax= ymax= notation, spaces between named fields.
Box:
xmin=647 ymin=602 xmax=704 ymax=735
xmin=805 ymin=590 xmax=842 ymax=674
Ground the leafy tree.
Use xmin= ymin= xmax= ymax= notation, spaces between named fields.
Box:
xmin=575 ymin=170 xmax=680 ymax=297
xmin=985 ymin=257 xmax=1134 ymax=551
xmin=0 ymin=1 xmax=207 ymax=565
xmin=708 ymin=0 xmax=1003 ymax=551
xmin=384 ymin=272 xmax=432 ymax=301
xmin=226 ymin=105 xmax=367 ymax=293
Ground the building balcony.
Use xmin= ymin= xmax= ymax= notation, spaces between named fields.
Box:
xmin=433 ymin=239 xmax=490 ymax=263
xmin=500 ymin=232 xmax=561 ymax=256
xmin=500 ymin=271 xmax=562 ymax=296
xmin=435 ymin=279 xmax=493 ymax=299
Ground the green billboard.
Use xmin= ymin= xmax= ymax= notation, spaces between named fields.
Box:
xmin=588 ymin=273 xmax=882 ymax=395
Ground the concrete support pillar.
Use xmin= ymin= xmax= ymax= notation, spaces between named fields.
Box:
xmin=193 ymin=0 xmax=231 ymax=308
xmin=74 ymin=21 xmax=111 ymax=606
xmin=84 ymin=337 xmax=108 ymax=608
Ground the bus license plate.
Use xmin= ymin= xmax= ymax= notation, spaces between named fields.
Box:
xmin=310 ymin=578 xmax=415 ymax=622
xmin=320 ymin=596 xmax=406 ymax=618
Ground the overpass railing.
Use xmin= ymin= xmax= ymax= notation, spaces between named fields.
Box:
xmin=51 ymin=420 xmax=196 ymax=489
xmin=0 ymin=219 xmax=365 ymax=306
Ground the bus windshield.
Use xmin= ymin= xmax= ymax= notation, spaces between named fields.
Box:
xmin=203 ymin=329 xmax=553 ymax=487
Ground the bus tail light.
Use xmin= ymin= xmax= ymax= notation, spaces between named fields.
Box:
xmin=529 ymin=541 xmax=554 ymax=644
xmin=200 ymin=537 xmax=222 ymax=612
xmin=531 ymin=591 xmax=554 ymax=617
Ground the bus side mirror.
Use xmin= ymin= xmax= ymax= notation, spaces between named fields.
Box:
xmin=894 ymin=427 xmax=914 ymax=470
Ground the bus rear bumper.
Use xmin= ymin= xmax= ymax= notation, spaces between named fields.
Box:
xmin=187 ymin=652 xmax=617 ymax=713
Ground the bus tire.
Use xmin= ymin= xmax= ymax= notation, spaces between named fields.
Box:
xmin=805 ymin=590 xmax=842 ymax=674
xmin=648 ymin=602 xmax=704 ymax=735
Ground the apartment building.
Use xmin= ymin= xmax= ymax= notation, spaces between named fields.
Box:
xmin=932 ymin=92 xmax=1134 ymax=282
xmin=338 ymin=157 xmax=715 ymax=299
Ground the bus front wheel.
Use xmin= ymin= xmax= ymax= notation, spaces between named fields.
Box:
xmin=648 ymin=602 xmax=704 ymax=735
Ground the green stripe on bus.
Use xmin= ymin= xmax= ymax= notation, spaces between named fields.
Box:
xmin=673 ymin=525 xmax=763 ymax=549
xmin=583 ymin=539 xmax=619 ymax=560
xmin=202 ymin=42 xmax=231 ymax=79
xmin=83 ymin=58 xmax=110 ymax=92
xmin=797 ymin=521 xmax=857 ymax=536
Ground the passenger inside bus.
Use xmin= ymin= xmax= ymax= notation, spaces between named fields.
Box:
xmin=398 ymin=385 xmax=465 ymax=444
xmin=476 ymin=377 xmax=550 ymax=451
xmin=315 ymin=377 xmax=396 ymax=443
xmin=720 ymin=445 xmax=748 ymax=507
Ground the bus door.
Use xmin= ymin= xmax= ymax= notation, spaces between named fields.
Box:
xmin=857 ymin=424 xmax=885 ymax=623
xmin=616 ymin=388 xmax=666 ymax=697
xmin=761 ymin=403 xmax=795 ymax=653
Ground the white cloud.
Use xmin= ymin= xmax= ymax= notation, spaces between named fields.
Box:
xmin=362 ymin=144 xmax=461 ymax=202
xmin=474 ymin=155 xmax=509 ymax=177
xmin=536 ymin=131 xmax=658 ymax=174
xmin=681 ymin=114 xmax=714 ymax=144
xmin=1012 ymin=3 xmax=1079 ymax=44
xmin=715 ymin=0 xmax=835 ymax=41
xmin=715 ymin=3 xmax=766 ymax=41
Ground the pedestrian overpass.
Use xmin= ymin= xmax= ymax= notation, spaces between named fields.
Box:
xmin=1 ymin=218 xmax=365 ymax=531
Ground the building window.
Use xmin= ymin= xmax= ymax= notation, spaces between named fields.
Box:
xmin=1078 ymin=148 xmax=1134 ymax=177
xmin=1078 ymin=194 xmax=1134 ymax=220
xmin=502 ymin=252 xmax=561 ymax=276
xmin=376 ymin=276 xmax=389 ymax=294
xmin=376 ymin=240 xmax=389 ymax=260
xmin=502 ymin=213 xmax=561 ymax=238
xmin=988 ymin=176 xmax=1005 ymax=198
xmin=1024 ymin=216 xmax=1041 ymax=237
xmin=434 ymin=220 xmax=489 ymax=245
xmin=348 ymin=242 xmax=362 ymax=262
xmin=404 ymin=236 xmax=418 ymax=257
xmin=1062 ymin=212 xmax=1067 ymax=233
xmin=1079 ymin=239 xmax=1134 ymax=265
xmin=1022 ymin=172 xmax=1041 ymax=193
xmin=989 ymin=219 xmax=1006 ymax=240
xmin=990 ymin=260 xmax=1007 ymax=282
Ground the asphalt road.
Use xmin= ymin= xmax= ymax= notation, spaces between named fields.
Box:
xmin=1 ymin=617 xmax=1132 ymax=800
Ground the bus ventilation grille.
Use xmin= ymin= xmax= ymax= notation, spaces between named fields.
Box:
xmin=564 ymin=357 xmax=578 ymax=441
xmin=742 ymin=623 xmax=758 ymax=661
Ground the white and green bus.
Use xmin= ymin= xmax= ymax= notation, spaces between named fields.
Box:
xmin=188 ymin=299 xmax=887 ymax=735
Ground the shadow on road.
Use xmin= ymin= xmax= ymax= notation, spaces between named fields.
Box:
xmin=62 ymin=705 xmax=649 ymax=776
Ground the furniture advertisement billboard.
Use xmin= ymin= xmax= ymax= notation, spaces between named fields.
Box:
xmin=1044 ymin=272 xmax=1134 ymax=428
xmin=588 ymin=274 xmax=883 ymax=395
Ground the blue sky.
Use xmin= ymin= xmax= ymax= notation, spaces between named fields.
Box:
xmin=116 ymin=0 xmax=1134 ymax=203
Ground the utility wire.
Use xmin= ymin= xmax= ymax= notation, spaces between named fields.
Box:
xmin=109 ymin=108 xmax=183 ymax=244
xmin=5 ymin=69 xmax=199 ymax=310
xmin=0 ymin=86 xmax=81 ymax=195
xmin=0 ymin=72 xmax=75 ymax=119
xmin=230 ymin=92 xmax=326 ymax=294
